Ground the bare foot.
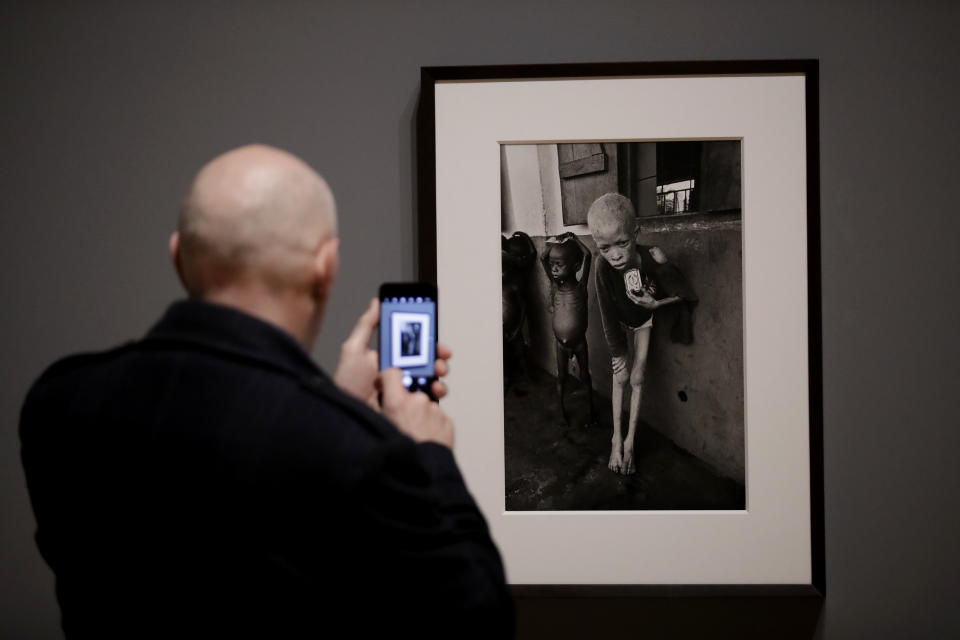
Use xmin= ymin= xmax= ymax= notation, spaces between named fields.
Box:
xmin=622 ymin=438 xmax=636 ymax=475
xmin=608 ymin=441 xmax=623 ymax=473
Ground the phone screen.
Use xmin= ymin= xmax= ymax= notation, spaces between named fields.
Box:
xmin=378 ymin=283 xmax=437 ymax=394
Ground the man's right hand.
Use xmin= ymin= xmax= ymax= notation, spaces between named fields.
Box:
xmin=379 ymin=368 xmax=454 ymax=449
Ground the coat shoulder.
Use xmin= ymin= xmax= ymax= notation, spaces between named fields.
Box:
xmin=33 ymin=342 xmax=136 ymax=387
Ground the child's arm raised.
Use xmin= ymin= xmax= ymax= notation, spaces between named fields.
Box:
xmin=539 ymin=244 xmax=556 ymax=312
xmin=539 ymin=243 xmax=553 ymax=279
xmin=569 ymin=233 xmax=592 ymax=286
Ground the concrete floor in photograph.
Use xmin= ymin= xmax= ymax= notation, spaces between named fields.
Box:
xmin=504 ymin=368 xmax=745 ymax=511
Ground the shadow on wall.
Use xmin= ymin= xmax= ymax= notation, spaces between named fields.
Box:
xmin=514 ymin=222 xmax=744 ymax=484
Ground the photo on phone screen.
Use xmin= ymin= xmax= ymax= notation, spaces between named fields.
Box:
xmin=378 ymin=284 xmax=437 ymax=394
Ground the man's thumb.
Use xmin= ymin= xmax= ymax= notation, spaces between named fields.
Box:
xmin=379 ymin=367 xmax=405 ymax=407
xmin=345 ymin=298 xmax=379 ymax=348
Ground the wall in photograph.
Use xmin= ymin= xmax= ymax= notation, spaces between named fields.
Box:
xmin=638 ymin=218 xmax=743 ymax=482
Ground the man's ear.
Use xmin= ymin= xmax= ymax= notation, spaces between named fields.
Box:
xmin=313 ymin=236 xmax=340 ymax=299
xmin=169 ymin=231 xmax=189 ymax=292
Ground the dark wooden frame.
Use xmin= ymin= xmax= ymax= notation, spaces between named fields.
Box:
xmin=416 ymin=60 xmax=823 ymax=598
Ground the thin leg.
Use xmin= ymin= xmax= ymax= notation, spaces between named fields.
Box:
xmin=609 ymin=366 xmax=628 ymax=473
xmin=555 ymin=340 xmax=569 ymax=427
xmin=573 ymin=342 xmax=596 ymax=428
xmin=623 ymin=326 xmax=652 ymax=475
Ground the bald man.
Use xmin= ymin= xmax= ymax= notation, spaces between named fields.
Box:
xmin=20 ymin=145 xmax=514 ymax=638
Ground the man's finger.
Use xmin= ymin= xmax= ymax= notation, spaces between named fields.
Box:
xmin=345 ymin=298 xmax=379 ymax=348
xmin=436 ymin=342 xmax=452 ymax=361
xmin=431 ymin=380 xmax=448 ymax=400
xmin=434 ymin=358 xmax=449 ymax=378
xmin=379 ymin=367 xmax=406 ymax=407
xmin=365 ymin=391 xmax=380 ymax=412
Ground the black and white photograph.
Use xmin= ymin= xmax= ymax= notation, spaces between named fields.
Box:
xmin=391 ymin=311 xmax=430 ymax=367
xmin=401 ymin=321 xmax=422 ymax=357
xmin=502 ymin=141 xmax=746 ymax=511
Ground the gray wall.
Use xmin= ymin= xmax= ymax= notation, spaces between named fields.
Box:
xmin=2 ymin=1 xmax=958 ymax=638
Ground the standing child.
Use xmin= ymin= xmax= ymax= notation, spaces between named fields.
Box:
xmin=502 ymin=231 xmax=537 ymax=395
xmin=540 ymin=232 xmax=596 ymax=428
xmin=586 ymin=193 xmax=695 ymax=475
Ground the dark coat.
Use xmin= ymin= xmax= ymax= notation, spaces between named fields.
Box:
xmin=20 ymin=299 xmax=514 ymax=638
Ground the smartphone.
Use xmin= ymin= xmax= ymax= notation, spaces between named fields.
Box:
xmin=378 ymin=282 xmax=438 ymax=397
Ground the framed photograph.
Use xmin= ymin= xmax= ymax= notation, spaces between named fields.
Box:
xmin=417 ymin=61 xmax=823 ymax=595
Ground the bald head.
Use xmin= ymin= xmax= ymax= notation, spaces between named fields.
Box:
xmin=176 ymin=144 xmax=337 ymax=295
xmin=586 ymin=192 xmax=637 ymax=238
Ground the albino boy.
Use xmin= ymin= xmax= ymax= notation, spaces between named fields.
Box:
xmin=586 ymin=193 xmax=693 ymax=475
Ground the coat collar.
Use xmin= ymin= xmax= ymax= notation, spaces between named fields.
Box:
xmin=145 ymin=298 xmax=323 ymax=379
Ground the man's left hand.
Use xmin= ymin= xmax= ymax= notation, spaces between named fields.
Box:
xmin=335 ymin=298 xmax=453 ymax=409
xmin=334 ymin=298 xmax=381 ymax=409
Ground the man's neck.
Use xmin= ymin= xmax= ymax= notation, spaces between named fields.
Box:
xmin=200 ymin=286 xmax=319 ymax=351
